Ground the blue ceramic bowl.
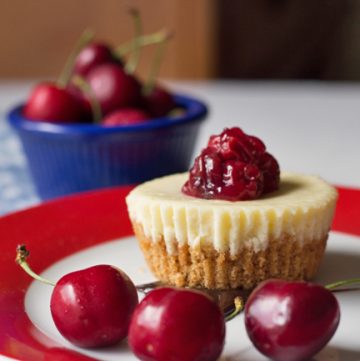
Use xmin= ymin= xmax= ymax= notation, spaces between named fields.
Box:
xmin=8 ymin=94 xmax=207 ymax=200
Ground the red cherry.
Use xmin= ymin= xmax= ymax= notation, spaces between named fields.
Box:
xmin=50 ymin=264 xmax=138 ymax=348
xmin=102 ymin=108 xmax=149 ymax=126
xmin=244 ymin=279 xmax=340 ymax=361
xmin=66 ymin=83 xmax=93 ymax=121
xmin=73 ymin=42 xmax=119 ymax=77
xmin=128 ymin=287 xmax=225 ymax=361
xmin=23 ymin=83 xmax=86 ymax=123
xmin=86 ymin=63 xmax=141 ymax=116
xmin=142 ymin=86 xmax=175 ymax=117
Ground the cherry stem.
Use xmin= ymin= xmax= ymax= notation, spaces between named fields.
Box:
xmin=125 ymin=8 xmax=143 ymax=74
xmin=15 ymin=245 xmax=55 ymax=286
xmin=72 ymin=75 xmax=102 ymax=123
xmin=143 ymin=30 xmax=173 ymax=96
xmin=225 ymin=296 xmax=244 ymax=322
xmin=325 ymin=278 xmax=360 ymax=291
xmin=115 ymin=29 xmax=168 ymax=58
xmin=57 ymin=29 xmax=94 ymax=88
xmin=136 ymin=281 xmax=162 ymax=293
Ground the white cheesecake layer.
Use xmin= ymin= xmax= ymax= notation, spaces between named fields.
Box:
xmin=126 ymin=172 xmax=338 ymax=256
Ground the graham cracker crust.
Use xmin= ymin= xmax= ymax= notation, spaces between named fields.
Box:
xmin=132 ymin=222 xmax=328 ymax=290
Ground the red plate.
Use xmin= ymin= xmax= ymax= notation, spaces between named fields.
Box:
xmin=0 ymin=185 xmax=359 ymax=361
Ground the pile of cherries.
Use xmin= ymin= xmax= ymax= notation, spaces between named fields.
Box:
xmin=17 ymin=245 xmax=347 ymax=361
xmin=23 ymin=12 xmax=176 ymax=126
xmin=182 ymin=127 xmax=280 ymax=201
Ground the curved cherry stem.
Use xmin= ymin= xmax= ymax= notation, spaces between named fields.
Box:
xmin=143 ymin=30 xmax=173 ymax=96
xmin=225 ymin=296 xmax=244 ymax=322
xmin=72 ymin=75 xmax=102 ymax=123
xmin=57 ymin=29 xmax=94 ymax=88
xmin=125 ymin=8 xmax=143 ymax=74
xmin=325 ymin=278 xmax=360 ymax=291
xmin=15 ymin=244 xmax=55 ymax=286
xmin=115 ymin=29 xmax=168 ymax=58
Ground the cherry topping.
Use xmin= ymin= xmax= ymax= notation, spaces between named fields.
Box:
xmin=182 ymin=127 xmax=280 ymax=201
xmin=128 ymin=287 xmax=225 ymax=361
xmin=73 ymin=42 xmax=119 ymax=77
xmin=259 ymin=152 xmax=282 ymax=193
xmin=86 ymin=63 xmax=141 ymax=116
xmin=244 ymin=279 xmax=340 ymax=361
xmin=23 ymin=83 xmax=86 ymax=123
xmin=102 ymin=108 xmax=149 ymax=126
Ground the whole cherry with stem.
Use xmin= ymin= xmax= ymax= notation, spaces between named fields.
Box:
xmin=73 ymin=42 xmax=119 ymax=77
xmin=16 ymin=244 xmax=138 ymax=348
xmin=128 ymin=287 xmax=226 ymax=361
xmin=23 ymin=83 xmax=88 ymax=123
xmin=24 ymin=30 xmax=94 ymax=123
xmin=71 ymin=13 xmax=167 ymax=120
xmin=83 ymin=11 xmax=143 ymax=116
xmin=57 ymin=29 xmax=95 ymax=88
xmin=86 ymin=63 xmax=141 ymax=116
xmin=73 ymin=28 xmax=170 ymax=78
xmin=244 ymin=278 xmax=360 ymax=361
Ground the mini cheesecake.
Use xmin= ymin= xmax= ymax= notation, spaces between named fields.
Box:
xmin=126 ymin=172 xmax=338 ymax=289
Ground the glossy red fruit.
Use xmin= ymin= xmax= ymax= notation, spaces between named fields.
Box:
xmin=182 ymin=127 xmax=280 ymax=201
xmin=128 ymin=287 xmax=225 ymax=361
xmin=244 ymin=279 xmax=340 ymax=361
xmin=66 ymin=83 xmax=92 ymax=121
xmin=142 ymin=86 xmax=175 ymax=117
xmin=73 ymin=42 xmax=118 ymax=77
xmin=86 ymin=63 xmax=141 ymax=116
xmin=102 ymin=108 xmax=149 ymax=126
xmin=23 ymin=83 xmax=86 ymax=123
xmin=50 ymin=264 xmax=138 ymax=348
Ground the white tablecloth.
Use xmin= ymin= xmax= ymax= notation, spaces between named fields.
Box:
xmin=1 ymin=80 xmax=359 ymax=215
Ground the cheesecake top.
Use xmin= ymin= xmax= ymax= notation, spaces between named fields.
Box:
xmin=126 ymin=172 xmax=338 ymax=255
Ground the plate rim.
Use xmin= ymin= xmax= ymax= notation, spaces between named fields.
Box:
xmin=0 ymin=184 xmax=359 ymax=361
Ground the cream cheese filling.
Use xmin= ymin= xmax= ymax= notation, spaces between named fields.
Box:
xmin=126 ymin=172 xmax=338 ymax=256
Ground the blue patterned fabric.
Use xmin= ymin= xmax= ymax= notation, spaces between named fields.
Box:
xmin=0 ymin=117 xmax=39 ymax=215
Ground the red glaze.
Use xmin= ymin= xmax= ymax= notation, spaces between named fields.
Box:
xmin=102 ymin=108 xmax=149 ymax=126
xmin=142 ymin=86 xmax=175 ymax=117
xmin=86 ymin=64 xmax=141 ymax=116
xmin=182 ymin=127 xmax=280 ymax=201
xmin=244 ymin=279 xmax=340 ymax=361
xmin=74 ymin=42 xmax=118 ymax=77
xmin=23 ymin=83 xmax=86 ymax=123
xmin=128 ymin=287 xmax=225 ymax=361
xmin=50 ymin=264 xmax=138 ymax=348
